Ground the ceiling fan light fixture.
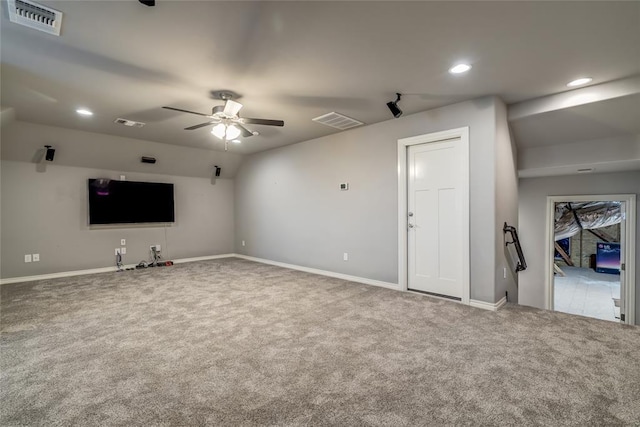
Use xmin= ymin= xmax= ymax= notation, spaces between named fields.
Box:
xmin=211 ymin=123 xmax=242 ymax=140
xmin=226 ymin=124 xmax=241 ymax=140
xmin=211 ymin=123 xmax=226 ymax=139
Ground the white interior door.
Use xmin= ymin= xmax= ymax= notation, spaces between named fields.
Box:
xmin=407 ymin=139 xmax=467 ymax=298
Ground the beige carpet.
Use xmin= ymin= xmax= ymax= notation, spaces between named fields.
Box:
xmin=1 ymin=257 xmax=639 ymax=426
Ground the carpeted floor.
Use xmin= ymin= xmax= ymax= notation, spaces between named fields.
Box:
xmin=1 ymin=258 xmax=639 ymax=426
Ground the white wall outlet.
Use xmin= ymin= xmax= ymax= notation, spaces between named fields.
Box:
xmin=24 ymin=254 xmax=32 ymax=263
xmin=242 ymin=240 xmax=245 ymax=247
xmin=121 ymin=247 xmax=127 ymax=255
xmin=150 ymin=245 xmax=161 ymax=251
xmin=343 ymin=252 xmax=348 ymax=261
xmin=32 ymin=254 xmax=40 ymax=262
xmin=119 ymin=175 xmax=126 ymax=181
xmin=115 ymin=248 xmax=120 ymax=256
xmin=121 ymin=239 xmax=126 ymax=246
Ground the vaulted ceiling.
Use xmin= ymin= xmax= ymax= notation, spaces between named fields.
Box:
xmin=1 ymin=1 xmax=639 ymax=154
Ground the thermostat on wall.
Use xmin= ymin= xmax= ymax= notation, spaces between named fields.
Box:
xmin=340 ymin=183 xmax=349 ymax=191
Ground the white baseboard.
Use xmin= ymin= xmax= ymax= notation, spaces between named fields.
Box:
xmin=172 ymin=254 xmax=236 ymax=264
xmin=0 ymin=253 xmax=236 ymax=285
xmin=234 ymin=254 xmax=400 ymax=291
xmin=469 ymin=296 xmax=507 ymax=311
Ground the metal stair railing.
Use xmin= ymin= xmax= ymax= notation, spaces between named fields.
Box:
xmin=503 ymin=222 xmax=527 ymax=272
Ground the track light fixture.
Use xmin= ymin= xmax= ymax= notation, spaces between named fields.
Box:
xmin=44 ymin=145 xmax=55 ymax=161
xmin=386 ymin=93 xmax=403 ymax=118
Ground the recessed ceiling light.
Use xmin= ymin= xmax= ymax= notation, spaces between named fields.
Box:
xmin=76 ymin=108 xmax=93 ymax=116
xmin=232 ymin=139 xmax=241 ymax=144
xmin=449 ymin=64 xmax=472 ymax=74
xmin=567 ymin=77 xmax=592 ymax=87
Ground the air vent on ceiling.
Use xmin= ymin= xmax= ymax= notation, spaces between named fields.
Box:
xmin=114 ymin=118 xmax=145 ymax=128
xmin=7 ymin=0 xmax=63 ymax=36
xmin=312 ymin=112 xmax=364 ymax=130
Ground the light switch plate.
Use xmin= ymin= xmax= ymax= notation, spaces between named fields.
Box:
xmin=121 ymin=239 xmax=126 ymax=246
xmin=24 ymin=254 xmax=32 ymax=263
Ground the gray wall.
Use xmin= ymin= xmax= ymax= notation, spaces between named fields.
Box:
xmin=494 ymin=99 xmax=519 ymax=302
xmin=235 ymin=97 xmax=507 ymax=303
xmin=518 ymin=171 xmax=640 ymax=324
xmin=0 ymin=163 xmax=234 ymax=279
xmin=1 ymin=121 xmax=243 ymax=179
xmin=1 ymin=121 xmax=237 ymax=279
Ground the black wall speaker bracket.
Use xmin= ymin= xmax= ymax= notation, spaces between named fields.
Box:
xmin=44 ymin=145 xmax=55 ymax=161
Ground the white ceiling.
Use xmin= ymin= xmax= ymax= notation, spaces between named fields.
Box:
xmin=1 ymin=1 xmax=639 ymax=154
xmin=511 ymin=93 xmax=640 ymax=148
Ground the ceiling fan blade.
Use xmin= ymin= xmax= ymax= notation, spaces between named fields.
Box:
xmin=241 ymin=118 xmax=284 ymax=127
xmin=185 ymin=122 xmax=216 ymax=130
xmin=163 ymin=106 xmax=210 ymax=117
xmin=236 ymin=124 xmax=255 ymax=138
xmin=223 ymin=99 xmax=243 ymax=117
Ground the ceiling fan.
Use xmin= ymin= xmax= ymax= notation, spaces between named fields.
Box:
xmin=163 ymin=91 xmax=284 ymax=142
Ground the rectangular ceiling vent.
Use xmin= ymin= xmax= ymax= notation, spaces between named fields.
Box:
xmin=7 ymin=0 xmax=63 ymax=36
xmin=114 ymin=118 xmax=145 ymax=128
xmin=312 ymin=112 xmax=364 ymax=130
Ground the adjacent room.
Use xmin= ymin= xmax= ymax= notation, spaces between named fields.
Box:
xmin=1 ymin=1 xmax=639 ymax=425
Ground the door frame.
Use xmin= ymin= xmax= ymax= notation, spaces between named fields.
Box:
xmin=397 ymin=126 xmax=470 ymax=304
xmin=545 ymin=194 xmax=636 ymax=324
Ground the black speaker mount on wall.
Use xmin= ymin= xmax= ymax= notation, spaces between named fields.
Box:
xmin=44 ymin=145 xmax=55 ymax=161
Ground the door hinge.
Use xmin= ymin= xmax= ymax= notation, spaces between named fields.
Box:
xmin=621 ymin=263 xmax=625 ymax=271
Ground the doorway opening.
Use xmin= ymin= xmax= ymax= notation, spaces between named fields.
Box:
xmin=545 ymin=195 xmax=636 ymax=324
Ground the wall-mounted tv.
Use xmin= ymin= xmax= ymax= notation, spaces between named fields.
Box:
xmin=595 ymin=242 xmax=620 ymax=275
xmin=88 ymin=179 xmax=175 ymax=225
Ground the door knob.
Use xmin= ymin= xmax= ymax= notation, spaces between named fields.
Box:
xmin=408 ymin=223 xmax=415 ymax=228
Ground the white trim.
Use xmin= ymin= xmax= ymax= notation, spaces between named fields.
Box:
xmin=469 ymin=297 xmax=507 ymax=311
xmin=1 ymin=253 xmax=401 ymax=292
xmin=172 ymin=254 xmax=236 ymax=264
xmin=397 ymin=127 xmax=470 ymax=304
xmin=545 ymin=194 xmax=636 ymax=325
xmin=0 ymin=253 xmax=236 ymax=285
xmin=235 ymin=254 xmax=400 ymax=290
xmin=0 ymin=266 xmax=119 ymax=285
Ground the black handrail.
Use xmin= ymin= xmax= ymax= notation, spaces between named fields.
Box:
xmin=504 ymin=222 xmax=527 ymax=272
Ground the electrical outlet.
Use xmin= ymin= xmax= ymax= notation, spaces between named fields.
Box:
xmin=121 ymin=247 xmax=126 ymax=255
xmin=32 ymin=254 xmax=40 ymax=262
xmin=24 ymin=254 xmax=32 ymax=263
xmin=242 ymin=240 xmax=245 ymax=247
xmin=343 ymin=252 xmax=348 ymax=261
xmin=115 ymin=248 xmax=120 ymax=256
xmin=150 ymin=245 xmax=161 ymax=251
xmin=503 ymin=267 xmax=507 ymax=279
xmin=121 ymin=239 xmax=126 ymax=246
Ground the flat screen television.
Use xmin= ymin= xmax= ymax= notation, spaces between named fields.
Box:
xmin=595 ymin=242 xmax=620 ymax=275
xmin=88 ymin=179 xmax=175 ymax=225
